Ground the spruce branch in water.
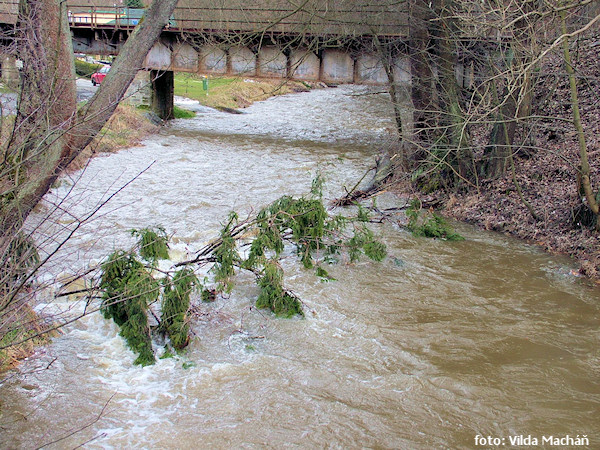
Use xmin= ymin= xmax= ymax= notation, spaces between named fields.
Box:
xmin=96 ymin=181 xmax=388 ymax=365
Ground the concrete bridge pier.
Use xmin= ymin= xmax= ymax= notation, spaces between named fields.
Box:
xmin=0 ymin=54 xmax=20 ymax=88
xmin=150 ymin=70 xmax=174 ymax=120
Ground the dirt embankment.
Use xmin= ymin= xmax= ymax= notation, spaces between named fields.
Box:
xmin=67 ymin=104 xmax=160 ymax=172
xmin=435 ymin=41 xmax=600 ymax=280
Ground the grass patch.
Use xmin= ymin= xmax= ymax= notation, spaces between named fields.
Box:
xmin=68 ymin=103 xmax=159 ymax=171
xmin=137 ymin=104 xmax=194 ymax=119
xmin=0 ymin=304 xmax=53 ymax=373
xmin=174 ymin=74 xmax=310 ymax=110
xmin=173 ymin=105 xmax=195 ymax=119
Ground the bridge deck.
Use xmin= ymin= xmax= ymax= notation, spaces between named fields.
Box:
xmin=0 ymin=0 xmax=408 ymax=37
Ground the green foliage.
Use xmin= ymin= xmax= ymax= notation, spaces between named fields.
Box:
xmin=406 ymin=200 xmax=465 ymax=241
xmin=310 ymin=172 xmax=324 ymax=198
xmin=160 ymin=268 xmax=198 ymax=350
xmin=363 ymin=238 xmax=387 ymax=261
xmin=98 ymin=235 xmax=195 ymax=364
xmin=173 ymin=106 xmax=196 ymax=119
xmin=160 ymin=349 xmax=175 ymax=359
xmin=256 ymin=261 xmax=303 ymax=318
xmin=315 ymin=266 xmax=336 ymax=282
xmin=252 ymin=195 xmax=328 ymax=269
xmin=99 ymin=251 xmax=158 ymax=366
xmin=126 ymin=0 xmax=145 ymax=7
xmin=74 ymin=59 xmax=102 ymax=78
xmin=99 ymin=231 xmax=179 ymax=365
xmin=242 ymin=180 xmax=386 ymax=315
xmin=212 ymin=213 xmax=241 ymax=293
xmin=347 ymin=227 xmax=387 ymax=262
xmin=97 ymin=178 xmax=390 ymax=363
xmin=132 ymin=226 xmax=169 ymax=264
xmin=356 ymin=204 xmax=370 ymax=222
xmin=201 ymin=288 xmax=216 ymax=303
xmin=182 ymin=361 xmax=196 ymax=369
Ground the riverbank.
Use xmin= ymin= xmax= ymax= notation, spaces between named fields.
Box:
xmin=0 ymin=78 xmax=324 ymax=374
xmin=75 ymin=76 xmax=318 ymax=168
xmin=404 ymin=45 xmax=600 ymax=282
xmin=67 ymin=104 xmax=160 ymax=171
xmin=3 ymin=82 xmax=598 ymax=448
xmin=174 ymin=74 xmax=320 ymax=110
xmin=82 ymin=71 xmax=600 ymax=283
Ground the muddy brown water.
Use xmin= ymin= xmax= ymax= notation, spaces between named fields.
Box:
xmin=1 ymin=86 xmax=599 ymax=449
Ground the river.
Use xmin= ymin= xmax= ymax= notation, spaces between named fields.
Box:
xmin=1 ymin=85 xmax=599 ymax=449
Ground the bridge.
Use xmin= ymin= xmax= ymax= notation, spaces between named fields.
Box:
xmin=0 ymin=1 xmax=416 ymax=117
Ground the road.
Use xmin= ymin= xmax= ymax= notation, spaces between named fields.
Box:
xmin=76 ymin=77 xmax=98 ymax=101
xmin=0 ymin=78 xmax=99 ymax=115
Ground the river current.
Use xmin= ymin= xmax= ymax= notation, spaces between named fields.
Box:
xmin=1 ymin=85 xmax=599 ymax=448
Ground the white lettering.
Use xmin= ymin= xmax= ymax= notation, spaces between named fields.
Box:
xmin=577 ymin=435 xmax=589 ymax=446
xmin=475 ymin=435 xmax=503 ymax=446
xmin=509 ymin=435 xmax=538 ymax=446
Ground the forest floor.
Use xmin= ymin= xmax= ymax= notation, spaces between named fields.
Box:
xmin=410 ymin=41 xmax=600 ymax=281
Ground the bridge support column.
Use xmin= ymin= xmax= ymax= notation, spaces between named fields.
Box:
xmin=0 ymin=54 xmax=20 ymax=89
xmin=150 ymin=70 xmax=174 ymax=120
xmin=320 ymin=49 xmax=354 ymax=84
xmin=289 ymin=49 xmax=320 ymax=81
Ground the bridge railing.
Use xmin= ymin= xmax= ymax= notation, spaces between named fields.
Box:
xmin=0 ymin=1 xmax=407 ymax=37
xmin=0 ymin=0 xmax=17 ymax=25
xmin=68 ymin=6 xmax=173 ymax=29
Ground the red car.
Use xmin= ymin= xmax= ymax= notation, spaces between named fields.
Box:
xmin=91 ymin=65 xmax=110 ymax=86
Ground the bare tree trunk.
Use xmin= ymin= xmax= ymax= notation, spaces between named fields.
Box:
xmin=373 ymin=34 xmax=415 ymax=167
xmin=1 ymin=0 xmax=78 ymax=252
xmin=71 ymin=0 xmax=179 ymax=157
xmin=433 ymin=0 xmax=472 ymax=182
xmin=0 ymin=0 xmax=179 ymax=249
xmin=409 ymin=0 xmax=436 ymax=135
xmin=561 ymin=8 xmax=599 ymax=223
xmin=481 ymin=0 xmax=537 ymax=179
